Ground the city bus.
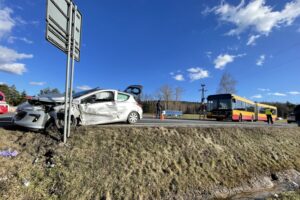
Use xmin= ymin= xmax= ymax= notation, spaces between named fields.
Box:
xmin=255 ymin=103 xmax=277 ymax=122
xmin=207 ymin=94 xmax=277 ymax=122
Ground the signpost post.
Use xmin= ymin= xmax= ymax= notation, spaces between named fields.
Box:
xmin=46 ymin=0 xmax=82 ymax=143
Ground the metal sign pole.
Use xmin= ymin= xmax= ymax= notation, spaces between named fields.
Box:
xmin=67 ymin=54 xmax=75 ymax=138
xmin=67 ymin=5 xmax=77 ymax=138
xmin=63 ymin=1 xmax=73 ymax=143
xmin=46 ymin=0 xmax=82 ymax=143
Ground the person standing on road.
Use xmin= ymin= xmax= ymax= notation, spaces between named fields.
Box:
xmin=156 ymin=100 xmax=163 ymax=119
xmin=265 ymin=108 xmax=273 ymax=125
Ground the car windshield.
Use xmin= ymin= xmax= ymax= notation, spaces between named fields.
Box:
xmin=73 ymin=88 xmax=99 ymax=99
xmin=208 ymin=98 xmax=232 ymax=111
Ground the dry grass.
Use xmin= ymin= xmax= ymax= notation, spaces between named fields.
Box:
xmin=0 ymin=126 xmax=300 ymax=199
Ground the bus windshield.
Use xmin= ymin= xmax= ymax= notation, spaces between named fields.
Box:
xmin=208 ymin=98 xmax=232 ymax=111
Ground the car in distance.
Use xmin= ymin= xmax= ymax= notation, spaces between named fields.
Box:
xmin=13 ymin=85 xmax=143 ymax=131
xmin=294 ymin=105 xmax=300 ymax=126
xmin=0 ymin=91 xmax=9 ymax=114
xmin=287 ymin=112 xmax=296 ymax=124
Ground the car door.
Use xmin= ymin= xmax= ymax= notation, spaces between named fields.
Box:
xmin=115 ymin=92 xmax=131 ymax=120
xmin=79 ymin=91 xmax=118 ymax=125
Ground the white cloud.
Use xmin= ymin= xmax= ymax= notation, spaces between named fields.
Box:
xmin=30 ymin=82 xmax=46 ymax=86
xmin=268 ymin=92 xmax=286 ymax=97
xmin=298 ymin=27 xmax=300 ymax=32
xmin=214 ymin=54 xmax=234 ymax=69
xmin=258 ymin=88 xmax=270 ymax=92
xmin=77 ymin=85 xmax=92 ymax=91
xmin=187 ymin=67 xmax=209 ymax=81
xmin=288 ymin=91 xmax=300 ymax=95
xmin=0 ymin=7 xmax=15 ymax=39
xmin=8 ymin=36 xmax=33 ymax=44
xmin=214 ymin=0 xmax=300 ymax=36
xmin=251 ymin=94 xmax=263 ymax=99
xmin=0 ymin=63 xmax=26 ymax=75
xmin=247 ymin=35 xmax=260 ymax=46
xmin=227 ymin=46 xmax=239 ymax=51
xmin=205 ymin=51 xmax=212 ymax=59
xmin=173 ymin=74 xmax=184 ymax=81
xmin=256 ymin=55 xmax=266 ymax=66
xmin=214 ymin=53 xmax=245 ymax=69
xmin=0 ymin=82 xmax=5 ymax=85
xmin=0 ymin=45 xmax=33 ymax=75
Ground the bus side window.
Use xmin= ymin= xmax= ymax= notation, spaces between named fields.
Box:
xmin=247 ymin=104 xmax=255 ymax=112
xmin=259 ymin=107 xmax=265 ymax=114
xmin=236 ymin=100 xmax=245 ymax=111
xmin=232 ymin=98 xmax=236 ymax=109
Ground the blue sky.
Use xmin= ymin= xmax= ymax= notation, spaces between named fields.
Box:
xmin=0 ymin=0 xmax=300 ymax=103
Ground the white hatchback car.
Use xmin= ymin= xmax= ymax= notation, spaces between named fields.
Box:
xmin=13 ymin=85 xmax=143 ymax=131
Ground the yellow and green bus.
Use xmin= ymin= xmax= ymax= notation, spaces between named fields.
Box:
xmin=207 ymin=94 xmax=277 ymax=122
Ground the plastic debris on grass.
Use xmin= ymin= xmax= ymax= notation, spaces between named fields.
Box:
xmin=0 ymin=150 xmax=18 ymax=157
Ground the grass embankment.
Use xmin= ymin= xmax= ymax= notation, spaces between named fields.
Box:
xmin=0 ymin=126 xmax=300 ymax=199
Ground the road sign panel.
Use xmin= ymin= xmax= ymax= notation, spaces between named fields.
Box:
xmin=72 ymin=8 xmax=82 ymax=61
xmin=46 ymin=0 xmax=70 ymax=52
xmin=46 ymin=0 xmax=81 ymax=61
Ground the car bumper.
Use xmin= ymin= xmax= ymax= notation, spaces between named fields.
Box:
xmin=13 ymin=110 xmax=48 ymax=130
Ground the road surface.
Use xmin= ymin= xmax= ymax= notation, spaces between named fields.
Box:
xmin=0 ymin=113 xmax=296 ymax=128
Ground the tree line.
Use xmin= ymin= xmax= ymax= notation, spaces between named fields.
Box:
xmin=0 ymin=84 xmax=61 ymax=106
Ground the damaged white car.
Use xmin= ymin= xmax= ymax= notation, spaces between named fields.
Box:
xmin=13 ymin=85 xmax=143 ymax=131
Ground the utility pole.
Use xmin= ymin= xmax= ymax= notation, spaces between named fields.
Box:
xmin=199 ymin=84 xmax=207 ymax=119
xmin=200 ymin=84 xmax=207 ymax=104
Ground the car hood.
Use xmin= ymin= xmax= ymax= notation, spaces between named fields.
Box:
xmin=17 ymin=102 xmax=44 ymax=112
xmin=31 ymin=95 xmax=65 ymax=103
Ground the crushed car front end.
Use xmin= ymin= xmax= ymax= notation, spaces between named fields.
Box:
xmin=13 ymin=102 xmax=50 ymax=130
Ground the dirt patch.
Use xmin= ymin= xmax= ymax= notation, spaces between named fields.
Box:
xmin=0 ymin=126 xmax=300 ymax=199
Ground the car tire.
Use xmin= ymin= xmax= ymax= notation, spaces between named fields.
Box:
xmin=127 ymin=112 xmax=139 ymax=124
xmin=57 ymin=116 xmax=77 ymax=129
xmin=44 ymin=118 xmax=60 ymax=135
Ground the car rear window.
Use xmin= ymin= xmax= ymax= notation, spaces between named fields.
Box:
xmin=117 ymin=93 xmax=130 ymax=101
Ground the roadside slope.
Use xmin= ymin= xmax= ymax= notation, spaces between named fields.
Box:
xmin=0 ymin=126 xmax=300 ymax=199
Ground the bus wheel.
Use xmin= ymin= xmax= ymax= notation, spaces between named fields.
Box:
xmin=239 ymin=114 xmax=243 ymax=122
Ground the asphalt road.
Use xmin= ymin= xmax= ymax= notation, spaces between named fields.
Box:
xmin=0 ymin=113 xmax=297 ymax=128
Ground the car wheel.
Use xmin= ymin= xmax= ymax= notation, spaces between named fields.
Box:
xmin=44 ymin=118 xmax=60 ymax=135
xmin=57 ymin=116 xmax=77 ymax=128
xmin=127 ymin=112 xmax=139 ymax=124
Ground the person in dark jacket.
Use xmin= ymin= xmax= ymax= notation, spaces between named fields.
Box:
xmin=156 ymin=100 xmax=163 ymax=119
xmin=294 ymin=105 xmax=300 ymax=127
